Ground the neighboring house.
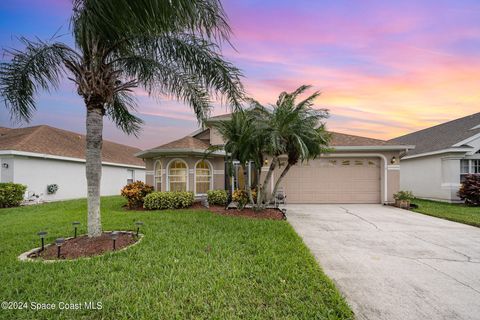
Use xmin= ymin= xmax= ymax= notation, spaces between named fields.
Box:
xmin=137 ymin=114 xmax=412 ymax=204
xmin=0 ymin=125 xmax=145 ymax=201
xmin=390 ymin=112 xmax=480 ymax=202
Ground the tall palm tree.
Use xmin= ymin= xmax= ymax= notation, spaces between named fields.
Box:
xmin=0 ymin=0 xmax=244 ymax=237
xmin=255 ymin=85 xmax=331 ymax=204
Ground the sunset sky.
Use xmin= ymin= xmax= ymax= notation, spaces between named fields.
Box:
xmin=1 ymin=0 xmax=480 ymax=149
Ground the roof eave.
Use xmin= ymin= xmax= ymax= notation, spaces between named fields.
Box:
xmin=0 ymin=150 xmax=145 ymax=169
xmin=402 ymin=148 xmax=472 ymax=160
xmin=333 ymin=145 xmax=415 ymax=151
xmin=135 ymin=148 xmax=225 ymax=158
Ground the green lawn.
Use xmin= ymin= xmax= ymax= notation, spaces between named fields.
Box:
xmin=0 ymin=196 xmax=352 ymax=320
xmin=412 ymin=199 xmax=480 ymax=227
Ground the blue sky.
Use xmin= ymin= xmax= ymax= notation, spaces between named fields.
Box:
xmin=1 ymin=0 xmax=480 ymax=149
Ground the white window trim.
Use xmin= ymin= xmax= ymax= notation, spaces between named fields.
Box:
xmin=154 ymin=160 xmax=162 ymax=191
xmin=166 ymin=158 xmax=189 ymax=192
xmin=127 ymin=169 xmax=135 ymax=184
xmin=461 ymin=159 xmax=480 ymax=175
xmin=194 ymin=159 xmax=213 ymax=196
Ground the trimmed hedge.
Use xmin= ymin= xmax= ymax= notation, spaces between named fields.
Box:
xmin=207 ymin=190 xmax=228 ymax=206
xmin=0 ymin=183 xmax=27 ymax=208
xmin=144 ymin=191 xmax=194 ymax=210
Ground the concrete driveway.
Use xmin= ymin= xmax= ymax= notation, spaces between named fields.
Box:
xmin=286 ymin=204 xmax=480 ymax=320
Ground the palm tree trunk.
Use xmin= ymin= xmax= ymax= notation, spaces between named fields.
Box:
xmin=242 ymin=163 xmax=255 ymax=206
xmin=257 ymin=157 xmax=278 ymax=207
xmin=271 ymin=163 xmax=292 ymax=200
xmin=86 ymin=105 xmax=103 ymax=237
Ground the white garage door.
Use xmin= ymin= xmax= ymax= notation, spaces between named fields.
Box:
xmin=279 ymin=157 xmax=381 ymax=204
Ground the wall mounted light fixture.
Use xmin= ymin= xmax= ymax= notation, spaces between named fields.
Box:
xmin=390 ymin=156 xmax=397 ymax=164
xmin=2 ymin=163 xmax=8 ymax=169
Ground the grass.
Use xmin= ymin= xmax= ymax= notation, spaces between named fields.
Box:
xmin=0 ymin=196 xmax=352 ymax=320
xmin=412 ymin=198 xmax=480 ymax=227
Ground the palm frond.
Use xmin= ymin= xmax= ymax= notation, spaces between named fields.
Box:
xmin=0 ymin=38 xmax=77 ymax=122
xmin=105 ymin=91 xmax=143 ymax=136
xmin=118 ymin=33 xmax=244 ymax=109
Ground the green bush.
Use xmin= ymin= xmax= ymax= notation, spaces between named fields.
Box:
xmin=0 ymin=183 xmax=27 ymax=208
xmin=207 ymin=189 xmax=228 ymax=206
xmin=393 ymin=190 xmax=414 ymax=201
xmin=144 ymin=191 xmax=194 ymax=210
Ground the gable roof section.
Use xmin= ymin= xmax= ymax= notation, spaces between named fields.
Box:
xmin=0 ymin=125 xmax=144 ymax=167
xmin=330 ymin=132 xmax=392 ymax=146
xmin=152 ymin=136 xmax=210 ymax=150
xmin=389 ymin=113 xmax=480 ymax=156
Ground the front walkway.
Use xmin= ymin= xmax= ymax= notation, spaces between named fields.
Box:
xmin=286 ymin=204 xmax=480 ymax=320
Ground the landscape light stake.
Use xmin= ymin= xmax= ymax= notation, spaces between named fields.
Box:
xmin=37 ymin=231 xmax=47 ymax=251
xmin=55 ymin=238 xmax=65 ymax=258
xmin=111 ymin=231 xmax=119 ymax=250
xmin=135 ymin=221 xmax=144 ymax=237
xmin=72 ymin=221 xmax=80 ymax=238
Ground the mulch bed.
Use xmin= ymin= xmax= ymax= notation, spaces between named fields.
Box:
xmin=122 ymin=202 xmax=285 ymax=220
xmin=28 ymin=232 xmax=138 ymax=260
xmin=192 ymin=202 xmax=285 ymax=220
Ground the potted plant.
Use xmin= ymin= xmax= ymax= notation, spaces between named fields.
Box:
xmin=393 ymin=191 xmax=414 ymax=209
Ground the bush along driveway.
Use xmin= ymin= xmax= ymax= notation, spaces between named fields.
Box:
xmin=0 ymin=196 xmax=352 ymax=320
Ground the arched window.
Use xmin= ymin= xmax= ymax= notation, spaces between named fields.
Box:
xmin=195 ymin=160 xmax=212 ymax=195
xmin=154 ymin=160 xmax=162 ymax=191
xmin=168 ymin=160 xmax=188 ymax=191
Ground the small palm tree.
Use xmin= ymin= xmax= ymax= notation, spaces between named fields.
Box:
xmin=211 ymin=110 xmax=262 ymax=204
xmin=0 ymin=0 xmax=244 ymax=237
xmin=253 ymin=85 xmax=331 ymax=205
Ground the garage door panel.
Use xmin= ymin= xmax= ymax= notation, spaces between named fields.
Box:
xmin=279 ymin=158 xmax=381 ymax=204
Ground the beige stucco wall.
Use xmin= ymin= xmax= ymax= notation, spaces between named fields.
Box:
xmin=209 ymin=127 xmax=225 ymax=146
xmin=144 ymin=156 xmax=224 ymax=195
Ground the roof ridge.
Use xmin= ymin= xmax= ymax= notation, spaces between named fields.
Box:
xmin=391 ymin=112 xmax=480 ymax=141
xmin=14 ymin=125 xmax=45 ymax=149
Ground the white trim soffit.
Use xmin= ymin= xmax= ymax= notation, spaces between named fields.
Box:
xmin=333 ymin=145 xmax=414 ymax=151
xmin=402 ymin=148 xmax=473 ymax=160
xmin=0 ymin=150 xmax=145 ymax=169
xmin=135 ymin=148 xmax=225 ymax=157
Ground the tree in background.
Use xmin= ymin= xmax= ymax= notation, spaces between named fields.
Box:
xmin=0 ymin=0 xmax=243 ymax=236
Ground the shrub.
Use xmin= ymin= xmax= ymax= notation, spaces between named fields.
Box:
xmin=458 ymin=174 xmax=480 ymax=206
xmin=393 ymin=190 xmax=414 ymax=201
xmin=144 ymin=191 xmax=194 ymax=210
xmin=121 ymin=181 xmax=153 ymax=208
xmin=207 ymin=190 xmax=228 ymax=206
xmin=232 ymin=189 xmax=257 ymax=209
xmin=0 ymin=183 xmax=27 ymax=208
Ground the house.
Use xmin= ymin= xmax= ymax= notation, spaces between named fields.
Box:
xmin=0 ymin=125 xmax=145 ymax=201
xmin=136 ymin=113 xmax=413 ymax=204
xmin=390 ymin=112 xmax=480 ymax=202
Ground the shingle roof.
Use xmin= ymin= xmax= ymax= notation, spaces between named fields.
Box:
xmin=389 ymin=113 xmax=480 ymax=156
xmin=330 ymin=132 xmax=393 ymax=146
xmin=0 ymin=125 xmax=144 ymax=166
xmin=152 ymin=136 xmax=210 ymax=150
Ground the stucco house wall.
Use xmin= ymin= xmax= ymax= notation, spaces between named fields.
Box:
xmin=0 ymin=155 xmax=145 ymax=201
xmin=399 ymin=153 xmax=463 ymax=202
xmin=145 ymin=156 xmax=224 ymax=195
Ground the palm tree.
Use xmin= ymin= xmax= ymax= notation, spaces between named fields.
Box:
xmin=0 ymin=0 xmax=244 ymax=237
xmin=255 ymin=85 xmax=331 ymax=205
xmin=211 ymin=109 xmax=263 ymax=204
